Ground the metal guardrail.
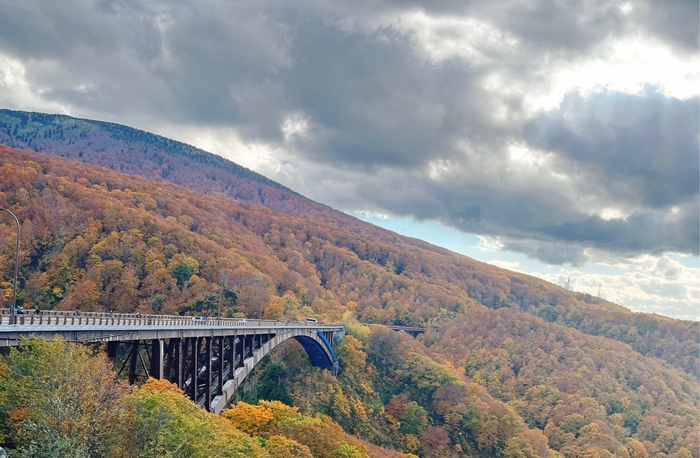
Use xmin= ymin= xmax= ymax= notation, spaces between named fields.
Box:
xmin=0 ymin=309 xmax=334 ymax=328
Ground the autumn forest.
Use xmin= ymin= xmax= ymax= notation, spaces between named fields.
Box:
xmin=0 ymin=111 xmax=698 ymax=458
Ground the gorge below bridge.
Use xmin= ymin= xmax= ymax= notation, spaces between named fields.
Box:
xmin=0 ymin=310 xmax=344 ymax=414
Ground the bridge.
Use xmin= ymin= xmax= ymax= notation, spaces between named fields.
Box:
xmin=0 ymin=310 xmax=344 ymax=414
xmin=383 ymin=325 xmax=427 ymax=336
xmin=362 ymin=324 xmax=427 ymax=337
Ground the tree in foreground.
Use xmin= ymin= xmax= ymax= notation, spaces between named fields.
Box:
xmin=0 ymin=337 xmax=134 ymax=457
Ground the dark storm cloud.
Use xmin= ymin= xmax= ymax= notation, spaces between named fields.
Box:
xmin=634 ymin=0 xmax=700 ymax=51
xmin=525 ymin=90 xmax=700 ymax=208
xmin=0 ymin=0 xmax=151 ymax=58
xmin=0 ymin=0 xmax=697 ymax=265
xmin=280 ymin=20 xmax=502 ymax=169
xmin=539 ymin=203 xmax=700 ymax=256
xmin=501 ymin=239 xmax=589 ymax=266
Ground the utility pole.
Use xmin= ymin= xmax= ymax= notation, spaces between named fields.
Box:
xmin=216 ymin=269 xmax=229 ymax=317
xmin=257 ymin=276 xmax=264 ymax=320
xmin=0 ymin=208 xmax=20 ymax=317
xmin=146 ymin=250 xmax=157 ymax=315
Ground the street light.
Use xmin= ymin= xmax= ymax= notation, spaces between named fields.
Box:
xmin=146 ymin=250 xmax=157 ymax=315
xmin=216 ymin=269 xmax=229 ymax=317
xmin=0 ymin=208 xmax=20 ymax=316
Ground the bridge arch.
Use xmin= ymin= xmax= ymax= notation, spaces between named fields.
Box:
xmin=210 ymin=327 xmax=338 ymax=414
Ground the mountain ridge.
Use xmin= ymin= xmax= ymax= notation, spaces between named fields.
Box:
xmin=0 ymin=108 xmax=430 ymax=251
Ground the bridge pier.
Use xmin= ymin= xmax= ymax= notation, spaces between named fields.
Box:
xmin=190 ymin=337 xmax=200 ymax=402
xmin=162 ymin=339 xmax=173 ymax=380
xmin=150 ymin=339 xmax=163 ymax=380
xmin=236 ymin=335 xmax=243 ymax=370
xmin=216 ymin=336 xmax=224 ymax=396
xmin=205 ymin=336 xmax=212 ymax=410
xmin=107 ymin=341 xmax=118 ymax=362
xmin=128 ymin=340 xmax=139 ymax=385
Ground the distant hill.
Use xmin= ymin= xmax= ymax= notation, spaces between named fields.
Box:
xmin=0 ymin=145 xmax=698 ymax=457
xmin=0 ymin=108 xmax=406 ymax=242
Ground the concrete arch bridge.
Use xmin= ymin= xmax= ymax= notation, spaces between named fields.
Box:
xmin=0 ymin=311 xmax=344 ymax=414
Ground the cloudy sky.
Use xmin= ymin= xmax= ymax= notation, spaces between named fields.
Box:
xmin=0 ymin=0 xmax=698 ymax=319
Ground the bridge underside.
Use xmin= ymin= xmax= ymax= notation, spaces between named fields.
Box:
xmin=107 ymin=328 xmax=338 ymax=414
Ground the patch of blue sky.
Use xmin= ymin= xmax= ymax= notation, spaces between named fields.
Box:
xmin=358 ymin=216 xmax=627 ymax=277
xmin=666 ymin=253 xmax=700 ymax=269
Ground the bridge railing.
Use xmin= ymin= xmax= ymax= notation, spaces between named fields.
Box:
xmin=0 ymin=309 xmax=334 ymax=328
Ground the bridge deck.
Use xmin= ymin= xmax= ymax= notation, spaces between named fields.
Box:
xmin=0 ymin=311 xmax=343 ymax=346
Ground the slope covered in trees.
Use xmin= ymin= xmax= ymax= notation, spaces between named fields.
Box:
xmin=0 ymin=110 xmax=696 ymax=381
xmin=0 ymin=146 xmax=698 ymax=457
xmin=0 ymin=337 xmax=396 ymax=458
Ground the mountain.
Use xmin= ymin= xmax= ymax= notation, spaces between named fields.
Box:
xmin=0 ymin=108 xmax=400 ymax=240
xmin=0 ymin=110 xmax=697 ymax=380
xmin=0 ymin=113 xmax=698 ymax=456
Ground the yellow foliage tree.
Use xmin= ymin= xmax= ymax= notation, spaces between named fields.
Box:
xmin=0 ymin=337 xmax=134 ymax=457
xmin=131 ymin=379 xmax=268 ymax=457
xmin=265 ymin=434 xmax=314 ymax=458
xmin=221 ymin=401 xmax=276 ymax=436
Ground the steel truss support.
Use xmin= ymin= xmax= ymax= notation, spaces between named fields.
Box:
xmin=128 ymin=340 xmax=139 ymax=385
xmin=205 ymin=336 xmax=212 ymax=410
xmin=101 ymin=328 xmax=340 ymax=414
xmin=217 ymin=336 xmax=224 ymax=396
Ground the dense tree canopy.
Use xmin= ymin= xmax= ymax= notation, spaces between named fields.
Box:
xmin=0 ymin=146 xmax=697 ymax=457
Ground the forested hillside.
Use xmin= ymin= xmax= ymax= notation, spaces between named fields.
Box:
xmin=0 ymin=108 xmax=378 ymax=236
xmin=0 ymin=146 xmax=698 ymax=457
xmin=0 ymin=337 xmax=401 ymax=458
xmin=0 ymin=110 xmax=697 ymax=381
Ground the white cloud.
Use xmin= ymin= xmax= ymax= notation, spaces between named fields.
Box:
xmin=531 ymin=254 xmax=700 ymax=320
xmin=489 ymin=259 xmax=521 ymax=271
xmin=390 ymin=12 xmax=520 ymax=67
xmin=536 ymin=36 xmax=700 ymax=111
xmin=0 ymin=53 xmax=67 ymax=114
xmin=382 ymin=11 xmax=699 ymax=115
xmin=146 ymin=123 xmax=286 ymax=176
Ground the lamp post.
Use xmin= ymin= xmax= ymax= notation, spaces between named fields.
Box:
xmin=216 ymin=269 xmax=229 ymax=317
xmin=146 ymin=250 xmax=157 ymax=315
xmin=0 ymin=208 xmax=20 ymax=317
